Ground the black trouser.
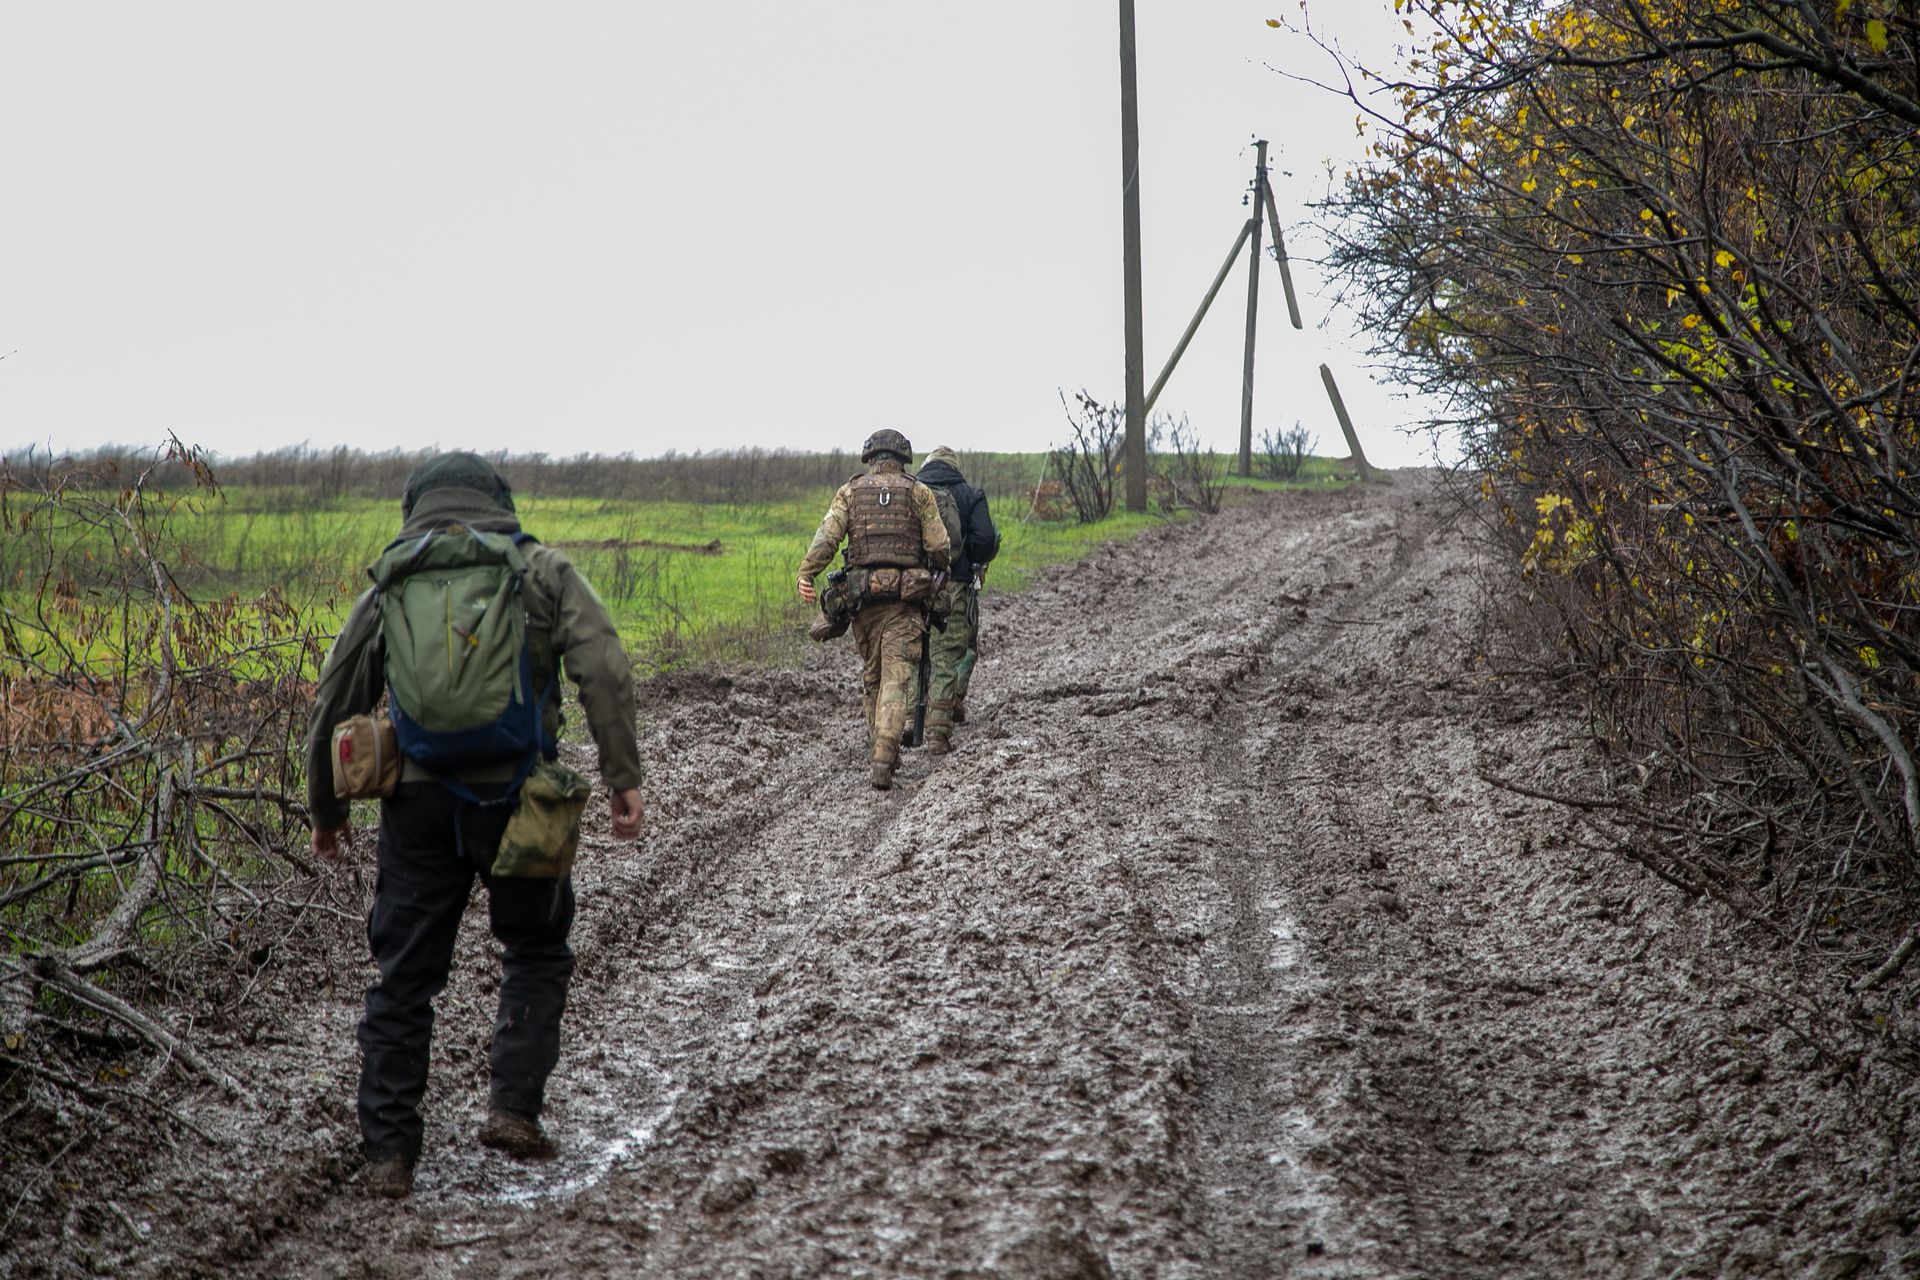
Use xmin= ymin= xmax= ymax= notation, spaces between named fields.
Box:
xmin=357 ymin=781 xmax=576 ymax=1161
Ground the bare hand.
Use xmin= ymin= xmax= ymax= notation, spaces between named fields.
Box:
xmin=311 ymin=826 xmax=353 ymax=863
xmin=796 ymin=573 xmax=817 ymax=605
xmin=609 ymin=787 xmax=644 ymax=841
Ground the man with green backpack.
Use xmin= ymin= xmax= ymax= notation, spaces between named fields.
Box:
xmin=304 ymin=452 xmax=643 ymax=1199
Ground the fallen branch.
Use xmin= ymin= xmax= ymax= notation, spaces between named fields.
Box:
xmin=65 ymin=752 xmax=184 ymax=974
xmin=0 ymin=1049 xmax=217 ymax=1144
xmin=1478 ymin=769 xmax=1627 ymax=811
xmin=24 ymin=955 xmax=249 ymax=1101
xmin=1853 ymin=926 xmax=1920 ymax=994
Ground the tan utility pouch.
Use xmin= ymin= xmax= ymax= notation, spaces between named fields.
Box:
xmin=899 ymin=567 xmax=937 ymax=604
xmin=491 ymin=762 xmax=592 ymax=879
xmin=864 ymin=567 xmax=902 ymax=600
xmin=331 ymin=714 xmax=399 ymax=800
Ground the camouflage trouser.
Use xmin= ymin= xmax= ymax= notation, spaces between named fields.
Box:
xmin=918 ymin=586 xmax=978 ymax=742
xmin=851 ymin=599 xmax=926 ymax=767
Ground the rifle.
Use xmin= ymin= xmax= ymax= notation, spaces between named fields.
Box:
xmin=909 ymin=624 xmax=932 ymax=749
xmin=968 ymin=571 xmax=984 ymax=660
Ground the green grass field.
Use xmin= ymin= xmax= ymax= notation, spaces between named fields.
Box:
xmin=2 ymin=450 xmax=1360 ymax=675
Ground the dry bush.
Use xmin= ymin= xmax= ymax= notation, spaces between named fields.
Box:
xmin=1048 ymin=391 xmax=1123 ymax=525
xmin=1259 ymin=422 xmax=1315 ymax=481
xmin=1151 ymin=413 xmax=1226 ymax=514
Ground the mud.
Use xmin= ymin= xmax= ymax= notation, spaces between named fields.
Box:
xmin=9 ymin=479 xmax=1918 ymax=1278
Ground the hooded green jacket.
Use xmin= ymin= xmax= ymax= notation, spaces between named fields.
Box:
xmin=304 ymin=484 xmax=642 ymax=830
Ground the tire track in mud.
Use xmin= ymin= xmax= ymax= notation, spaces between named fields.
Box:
xmin=1179 ymin=507 xmax=1437 ymax=1279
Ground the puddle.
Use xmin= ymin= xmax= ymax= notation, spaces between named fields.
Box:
xmin=1266 ymin=910 xmax=1304 ymax=973
xmin=411 ymin=1057 xmax=682 ymax=1209
xmin=496 ymin=1082 xmax=684 ymax=1206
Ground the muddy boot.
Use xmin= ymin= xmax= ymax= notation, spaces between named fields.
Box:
xmin=927 ymin=730 xmax=952 ymax=755
xmin=478 ymin=1107 xmax=559 ymax=1160
xmin=900 ymin=728 xmax=917 ymax=749
xmin=870 ymin=760 xmax=895 ymax=790
xmin=952 ymin=700 xmax=967 ymax=725
xmin=364 ymin=1154 xmax=415 ymax=1199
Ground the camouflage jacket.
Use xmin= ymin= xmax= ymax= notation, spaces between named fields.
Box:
xmin=798 ymin=466 xmax=952 ymax=581
xmin=305 ymin=486 xmax=642 ymax=831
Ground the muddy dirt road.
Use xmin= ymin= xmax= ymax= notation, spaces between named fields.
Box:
xmin=30 ymin=480 xmax=1917 ymax=1278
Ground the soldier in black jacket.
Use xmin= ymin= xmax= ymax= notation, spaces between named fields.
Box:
xmin=915 ymin=447 xmax=1000 ymax=751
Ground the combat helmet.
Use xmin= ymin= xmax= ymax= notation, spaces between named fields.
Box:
xmin=860 ymin=429 xmax=914 ymax=464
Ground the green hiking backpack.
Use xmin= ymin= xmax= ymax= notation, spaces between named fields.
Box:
xmin=370 ymin=524 xmax=555 ymax=788
xmin=929 ymin=482 xmax=966 ymax=565
xmin=926 ymin=482 xmax=966 ymax=617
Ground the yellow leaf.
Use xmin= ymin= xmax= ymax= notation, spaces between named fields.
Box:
xmin=1268 ymin=17 xmax=1282 ymax=27
xmin=1714 ymin=249 xmax=1735 ymax=268
xmin=1867 ymin=19 xmax=1888 ymax=52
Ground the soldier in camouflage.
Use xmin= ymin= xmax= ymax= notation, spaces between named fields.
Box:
xmin=796 ymin=429 xmax=951 ymax=790
xmin=912 ymin=446 xmax=999 ymax=752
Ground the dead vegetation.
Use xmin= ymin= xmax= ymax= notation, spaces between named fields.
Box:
xmin=0 ymin=442 xmax=349 ymax=1257
xmin=14 ymin=443 xmax=1048 ymax=514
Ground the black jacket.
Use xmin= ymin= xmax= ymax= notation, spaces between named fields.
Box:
xmin=916 ymin=460 xmax=1000 ymax=583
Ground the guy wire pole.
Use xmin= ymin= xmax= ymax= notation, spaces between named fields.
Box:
xmin=1145 ymin=217 xmax=1255 ymax=417
xmin=1118 ymin=0 xmax=1148 ymax=512
xmin=1238 ymin=140 xmax=1268 ymax=478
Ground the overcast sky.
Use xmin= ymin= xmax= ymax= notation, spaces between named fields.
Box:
xmin=0 ymin=3 xmax=1431 ymax=469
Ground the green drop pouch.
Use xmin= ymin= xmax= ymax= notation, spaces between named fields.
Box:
xmin=491 ymin=761 xmax=592 ymax=879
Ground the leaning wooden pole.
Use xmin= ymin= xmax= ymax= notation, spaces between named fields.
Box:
xmin=1118 ymin=0 xmax=1148 ymax=513
xmin=1319 ymin=364 xmax=1376 ymax=482
xmin=1145 ymin=218 xmax=1255 ymax=416
xmin=1237 ymin=140 xmax=1268 ymax=478
xmin=1260 ymin=177 xmax=1304 ymax=331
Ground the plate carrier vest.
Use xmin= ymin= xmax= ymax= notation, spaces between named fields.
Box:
xmin=845 ymin=472 xmax=923 ymax=568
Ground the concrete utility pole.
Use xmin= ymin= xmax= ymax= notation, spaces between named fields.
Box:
xmin=1238 ymin=140 xmax=1268 ymax=478
xmin=1119 ymin=0 xmax=1148 ymax=512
